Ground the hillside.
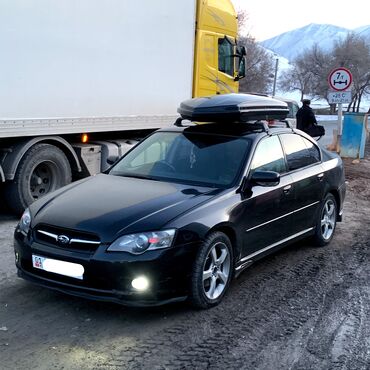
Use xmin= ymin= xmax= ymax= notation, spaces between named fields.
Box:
xmin=261 ymin=23 xmax=370 ymax=61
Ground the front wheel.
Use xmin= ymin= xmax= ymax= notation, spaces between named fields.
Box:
xmin=312 ymin=193 xmax=337 ymax=247
xmin=190 ymin=232 xmax=233 ymax=309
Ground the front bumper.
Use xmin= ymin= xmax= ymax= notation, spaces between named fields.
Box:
xmin=14 ymin=229 xmax=198 ymax=306
xmin=16 ymin=267 xmax=187 ymax=306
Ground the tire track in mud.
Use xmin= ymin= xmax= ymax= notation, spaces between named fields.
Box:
xmin=98 ymin=233 xmax=370 ymax=370
xmin=212 ymin=254 xmax=336 ymax=370
xmin=290 ymin=241 xmax=370 ymax=370
xmin=330 ymin=289 xmax=365 ymax=370
xmin=100 ymin=250 xmax=344 ymax=369
xmin=329 ymin=241 xmax=370 ymax=370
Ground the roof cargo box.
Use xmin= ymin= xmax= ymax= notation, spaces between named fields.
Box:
xmin=178 ymin=94 xmax=289 ymax=122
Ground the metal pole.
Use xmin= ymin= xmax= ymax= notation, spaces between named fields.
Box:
xmin=337 ymin=102 xmax=343 ymax=152
xmin=272 ymin=58 xmax=279 ymax=96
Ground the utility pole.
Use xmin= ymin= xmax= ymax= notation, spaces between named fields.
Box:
xmin=272 ymin=58 xmax=279 ymax=96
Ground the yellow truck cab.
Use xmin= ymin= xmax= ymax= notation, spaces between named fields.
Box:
xmin=193 ymin=0 xmax=245 ymax=97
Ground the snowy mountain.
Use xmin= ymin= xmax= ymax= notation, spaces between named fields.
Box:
xmin=261 ymin=23 xmax=370 ymax=61
xmin=355 ymin=25 xmax=370 ymax=39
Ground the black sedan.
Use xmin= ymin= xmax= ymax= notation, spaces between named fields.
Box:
xmin=14 ymin=95 xmax=346 ymax=308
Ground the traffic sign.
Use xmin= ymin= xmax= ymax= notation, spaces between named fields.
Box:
xmin=328 ymin=68 xmax=352 ymax=91
xmin=328 ymin=91 xmax=352 ymax=104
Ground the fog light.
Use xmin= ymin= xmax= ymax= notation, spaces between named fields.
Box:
xmin=131 ymin=276 xmax=149 ymax=291
xmin=15 ymin=252 xmax=19 ymax=263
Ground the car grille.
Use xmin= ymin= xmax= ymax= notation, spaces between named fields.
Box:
xmin=33 ymin=224 xmax=101 ymax=253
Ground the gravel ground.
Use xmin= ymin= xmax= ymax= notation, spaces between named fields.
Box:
xmin=1 ymin=145 xmax=370 ymax=370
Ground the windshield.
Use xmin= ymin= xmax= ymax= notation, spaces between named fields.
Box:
xmin=109 ymin=131 xmax=251 ymax=188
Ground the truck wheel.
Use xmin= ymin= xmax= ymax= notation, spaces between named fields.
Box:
xmin=5 ymin=143 xmax=72 ymax=214
xmin=190 ymin=232 xmax=233 ymax=309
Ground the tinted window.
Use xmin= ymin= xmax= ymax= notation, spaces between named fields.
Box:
xmin=218 ymin=37 xmax=234 ymax=76
xmin=110 ymin=132 xmax=251 ymax=188
xmin=130 ymin=140 xmax=169 ymax=167
xmin=280 ymin=134 xmax=319 ymax=171
xmin=304 ymin=137 xmax=321 ymax=162
xmin=251 ymin=136 xmax=286 ymax=174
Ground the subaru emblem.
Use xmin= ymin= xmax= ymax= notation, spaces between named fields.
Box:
xmin=57 ymin=235 xmax=70 ymax=245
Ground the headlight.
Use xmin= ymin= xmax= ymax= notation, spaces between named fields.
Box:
xmin=19 ymin=208 xmax=31 ymax=235
xmin=107 ymin=229 xmax=176 ymax=254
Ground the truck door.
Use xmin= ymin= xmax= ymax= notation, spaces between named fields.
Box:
xmin=193 ymin=32 xmax=238 ymax=97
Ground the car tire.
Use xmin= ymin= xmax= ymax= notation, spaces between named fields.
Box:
xmin=312 ymin=193 xmax=337 ymax=247
xmin=190 ymin=231 xmax=233 ymax=309
xmin=5 ymin=143 xmax=72 ymax=214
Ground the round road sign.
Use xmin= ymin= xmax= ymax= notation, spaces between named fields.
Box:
xmin=328 ymin=68 xmax=352 ymax=91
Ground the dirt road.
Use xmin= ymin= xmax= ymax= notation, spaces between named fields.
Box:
xmin=1 ymin=149 xmax=370 ymax=370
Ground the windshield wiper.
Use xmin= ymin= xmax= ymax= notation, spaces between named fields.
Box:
xmin=112 ymin=173 xmax=159 ymax=181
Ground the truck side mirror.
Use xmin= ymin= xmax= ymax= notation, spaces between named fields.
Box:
xmin=234 ymin=46 xmax=246 ymax=81
xmin=237 ymin=58 xmax=246 ymax=80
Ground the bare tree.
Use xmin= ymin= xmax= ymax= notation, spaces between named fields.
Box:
xmin=236 ymin=11 xmax=275 ymax=94
xmin=278 ymin=34 xmax=370 ymax=112
xmin=237 ymin=9 xmax=248 ymax=34
xmin=301 ymin=45 xmax=334 ymax=101
xmin=279 ymin=45 xmax=334 ymax=103
xmin=332 ymin=33 xmax=370 ymax=112
xmin=279 ymin=64 xmax=313 ymax=101
xmin=238 ymin=36 xmax=275 ymax=94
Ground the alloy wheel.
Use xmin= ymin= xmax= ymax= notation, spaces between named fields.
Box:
xmin=202 ymin=242 xmax=231 ymax=300
xmin=321 ymin=199 xmax=336 ymax=240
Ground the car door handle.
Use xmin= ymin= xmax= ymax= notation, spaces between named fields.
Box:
xmin=317 ymin=173 xmax=324 ymax=181
xmin=283 ymin=185 xmax=292 ymax=194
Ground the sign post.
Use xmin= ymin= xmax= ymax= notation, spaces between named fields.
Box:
xmin=328 ymin=67 xmax=353 ymax=151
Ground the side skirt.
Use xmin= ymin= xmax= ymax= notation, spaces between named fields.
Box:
xmin=234 ymin=227 xmax=314 ymax=277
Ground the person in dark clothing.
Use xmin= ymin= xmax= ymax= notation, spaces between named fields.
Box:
xmin=296 ymin=99 xmax=325 ymax=138
xmin=296 ymin=99 xmax=317 ymax=131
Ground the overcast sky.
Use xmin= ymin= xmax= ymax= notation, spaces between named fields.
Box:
xmin=232 ymin=0 xmax=370 ymax=41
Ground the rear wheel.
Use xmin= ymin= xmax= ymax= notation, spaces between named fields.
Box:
xmin=312 ymin=193 xmax=337 ymax=247
xmin=5 ymin=143 xmax=72 ymax=214
xmin=190 ymin=232 xmax=233 ymax=309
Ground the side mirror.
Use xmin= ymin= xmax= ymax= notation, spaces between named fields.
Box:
xmin=250 ymin=170 xmax=280 ymax=187
xmin=240 ymin=170 xmax=280 ymax=196
xmin=234 ymin=48 xmax=246 ymax=81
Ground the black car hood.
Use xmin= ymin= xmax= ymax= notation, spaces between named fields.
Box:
xmin=31 ymin=174 xmax=219 ymax=242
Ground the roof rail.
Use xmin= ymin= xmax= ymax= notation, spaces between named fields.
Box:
xmin=267 ymin=119 xmax=294 ymax=131
xmin=247 ymin=120 xmax=270 ymax=133
xmin=281 ymin=119 xmax=293 ymax=129
xmin=173 ymin=117 xmax=270 ymax=134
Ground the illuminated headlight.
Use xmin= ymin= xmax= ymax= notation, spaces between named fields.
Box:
xmin=131 ymin=276 xmax=149 ymax=291
xmin=19 ymin=208 xmax=31 ymax=235
xmin=107 ymin=229 xmax=176 ymax=254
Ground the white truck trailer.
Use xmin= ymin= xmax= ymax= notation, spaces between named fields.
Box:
xmin=0 ymin=0 xmax=245 ymax=213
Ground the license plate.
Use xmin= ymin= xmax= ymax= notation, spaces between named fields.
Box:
xmin=32 ymin=255 xmax=84 ymax=280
